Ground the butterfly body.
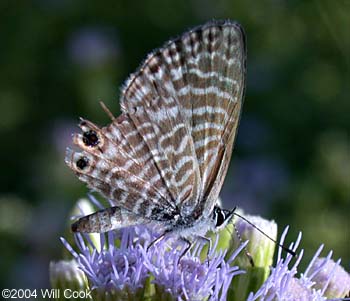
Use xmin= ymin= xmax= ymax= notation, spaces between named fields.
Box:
xmin=66 ymin=20 xmax=246 ymax=239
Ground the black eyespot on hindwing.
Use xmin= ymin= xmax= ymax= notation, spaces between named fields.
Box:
xmin=83 ymin=130 xmax=99 ymax=147
xmin=76 ymin=156 xmax=89 ymax=170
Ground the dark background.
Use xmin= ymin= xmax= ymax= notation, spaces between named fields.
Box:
xmin=1 ymin=0 xmax=349 ymax=290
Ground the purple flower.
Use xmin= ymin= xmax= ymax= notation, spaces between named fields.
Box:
xmin=306 ymin=256 xmax=350 ymax=299
xmin=247 ymin=228 xmax=350 ymax=301
xmin=50 ymin=260 xmax=87 ymax=291
xmin=61 ymin=228 xmax=152 ymax=299
xmin=61 ymin=220 xmax=246 ymax=300
xmin=142 ymin=237 xmax=246 ymax=301
xmin=57 ymin=197 xmax=350 ymax=300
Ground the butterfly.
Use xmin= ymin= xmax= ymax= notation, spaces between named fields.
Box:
xmin=65 ymin=20 xmax=246 ymax=246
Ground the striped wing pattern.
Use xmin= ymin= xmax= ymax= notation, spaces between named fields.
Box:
xmin=121 ymin=21 xmax=245 ymax=216
xmin=66 ymin=20 xmax=246 ymax=232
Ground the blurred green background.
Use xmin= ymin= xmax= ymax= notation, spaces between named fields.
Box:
xmin=1 ymin=0 xmax=349 ymax=291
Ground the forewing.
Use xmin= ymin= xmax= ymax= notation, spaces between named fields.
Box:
xmin=121 ymin=20 xmax=246 ymax=213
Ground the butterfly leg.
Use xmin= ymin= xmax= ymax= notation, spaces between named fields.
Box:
xmin=195 ymin=236 xmax=212 ymax=266
xmin=177 ymin=236 xmax=213 ymax=263
xmin=198 ymin=235 xmax=212 ymax=255
xmin=178 ymin=237 xmax=192 ymax=261
xmin=232 ymin=221 xmax=255 ymax=267
xmin=147 ymin=231 xmax=170 ymax=252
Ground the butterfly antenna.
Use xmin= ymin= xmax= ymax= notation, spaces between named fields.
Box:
xmin=232 ymin=211 xmax=297 ymax=257
xmin=99 ymin=101 xmax=115 ymax=120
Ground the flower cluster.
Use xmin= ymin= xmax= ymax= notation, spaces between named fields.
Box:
xmin=50 ymin=198 xmax=350 ymax=300
xmin=59 ymin=226 xmax=246 ymax=301
xmin=247 ymin=228 xmax=350 ymax=301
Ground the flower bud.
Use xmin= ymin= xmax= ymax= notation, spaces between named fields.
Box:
xmin=227 ymin=210 xmax=277 ymax=301
xmin=309 ymin=257 xmax=350 ymax=298
xmin=50 ymin=260 xmax=88 ymax=299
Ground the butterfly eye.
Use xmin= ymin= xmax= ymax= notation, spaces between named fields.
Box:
xmin=76 ymin=156 xmax=89 ymax=170
xmin=82 ymin=130 xmax=99 ymax=147
xmin=216 ymin=211 xmax=225 ymax=227
xmin=214 ymin=207 xmax=225 ymax=227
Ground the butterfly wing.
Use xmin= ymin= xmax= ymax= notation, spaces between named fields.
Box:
xmin=66 ymin=116 xmax=181 ymax=223
xmin=66 ymin=20 xmax=246 ymax=232
xmin=121 ymin=20 xmax=246 ymax=215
